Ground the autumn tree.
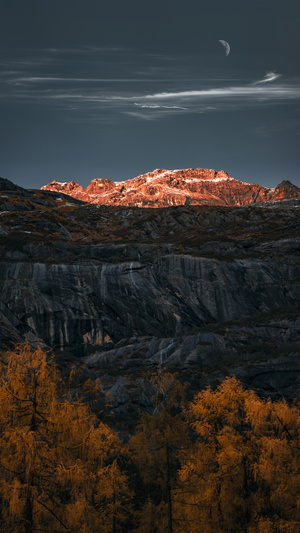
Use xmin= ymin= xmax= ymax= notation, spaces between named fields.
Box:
xmin=176 ymin=377 xmax=300 ymax=533
xmin=0 ymin=343 xmax=132 ymax=532
xmin=134 ymin=498 xmax=168 ymax=533
xmin=130 ymin=368 xmax=188 ymax=533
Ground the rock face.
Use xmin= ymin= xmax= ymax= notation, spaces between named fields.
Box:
xmin=270 ymin=180 xmax=300 ymax=201
xmin=84 ymin=179 xmax=116 ymax=195
xmin=43 ymin=178 xmax=116 ymax=202
xmin=41 ymin=168 xmax=300 ymax=207
xmin=40 ymin=180 xmax=84 ymax=199
xmin=0 ymin=255 xmax=299 ymax=357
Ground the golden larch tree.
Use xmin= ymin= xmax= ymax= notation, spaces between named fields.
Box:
xmin=0 ymin=343 xmax=132 ymax=532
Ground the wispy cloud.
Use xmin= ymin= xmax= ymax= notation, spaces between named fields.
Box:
xmin=1 ymin=47 xmax=300 ymax=122
xmin=134 ymin=103 xmax=188 ymax=110
xmin=9 ymin=76 xmax=180 ymax=84
xmin=131 ymin=85 xmax=295 ymax=100
xmin=44 ymin=45 xmax=130 ymax=54
xmin=101 ymin=75 xmax=300 ymax=119
xmin=3 ymin=75 xmax=300 ymax=121
xmin=124 ymin=111 xmax=157 ymax=121
xmin=114 ymin=72 xmax=297 ymax=102
xmin=253 ymin=71 xmax=281 ymax=85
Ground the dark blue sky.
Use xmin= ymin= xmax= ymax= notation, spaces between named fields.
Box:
xmin=0 ymin=0 xmax=299 ymax=189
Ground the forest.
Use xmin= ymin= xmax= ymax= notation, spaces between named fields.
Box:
xmin=0 ymin=344 xmax=299 ymax=532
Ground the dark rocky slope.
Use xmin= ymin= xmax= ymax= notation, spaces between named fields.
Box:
xmin=1 ymin=255 xmax=298 ymax=354
xmin=0 ymin=177 xmax=299 ymax=408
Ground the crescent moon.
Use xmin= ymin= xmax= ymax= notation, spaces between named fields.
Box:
xmin=219 ymin=40 xmax=230 ymax=56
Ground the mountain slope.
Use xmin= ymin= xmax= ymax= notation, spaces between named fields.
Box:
xmin=1 ymin=175 xmax=300 ymax=403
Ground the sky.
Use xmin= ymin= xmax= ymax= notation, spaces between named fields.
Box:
xmin=0 ymin=0 xmax=299 ymax=189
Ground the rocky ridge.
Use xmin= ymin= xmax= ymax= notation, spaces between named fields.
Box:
xmin=0 ymin=175 xmax=299 ymax=412
xmin=41 ymin=168 xmax=300 ymax=207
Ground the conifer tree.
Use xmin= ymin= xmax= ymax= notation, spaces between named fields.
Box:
xmin=176 ymin=377 xmax=300 ymax=533
xmin=130 ymin=369 xmax=188 ymax=533
xmin=0 ymin=343 xmax=132 ymax=532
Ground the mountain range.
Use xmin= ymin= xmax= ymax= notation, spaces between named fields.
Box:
xmin=0 ymin=171 xmax=299 ymax=410
xmin=42 ymin=168 xmax=300 ymax=207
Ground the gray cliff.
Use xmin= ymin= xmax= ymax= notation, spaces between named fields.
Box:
xmin=0 ymin=253 xmax=299 ymax=358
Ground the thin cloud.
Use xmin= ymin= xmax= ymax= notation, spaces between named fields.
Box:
xmin=11 ymin=76 xmax=178 ymax=84
xmin=253 ymin=71 xmax=281 ymax=85
xmin=134 ymin=103 xmax=188 ymax=110
xmin=113 ymin=82 xmax=299 ymax=102
xmin=43 ymin=45 xmax=130 ymax=54
xmin=124 ymin=111 xmax=156 ymax=121
xmin=1 ymin=50 xmax=300 ymax=123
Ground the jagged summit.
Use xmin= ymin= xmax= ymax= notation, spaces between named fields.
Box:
xmin=271 ymin=180 xmax=300 ymax=201
xmin=41 ymin=168 xmax=300 ymax=207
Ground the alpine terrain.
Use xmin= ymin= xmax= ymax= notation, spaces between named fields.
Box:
xmin=0 ymin=169 xmax=299 ymax=409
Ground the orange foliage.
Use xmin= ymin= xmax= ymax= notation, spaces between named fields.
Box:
xmin=0 ymin=347 xmax=299 ymax=532
xmin=175 ymin=377 xmax=300 ymax=533
xmin=0 ymin=343 xmax=131 ymax=532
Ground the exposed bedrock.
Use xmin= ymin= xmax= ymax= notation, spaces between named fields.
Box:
xmin=85 ymin=318 xmax=300 ymax=402
xmin=0 ymin=254 xmax=299 ymax=356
